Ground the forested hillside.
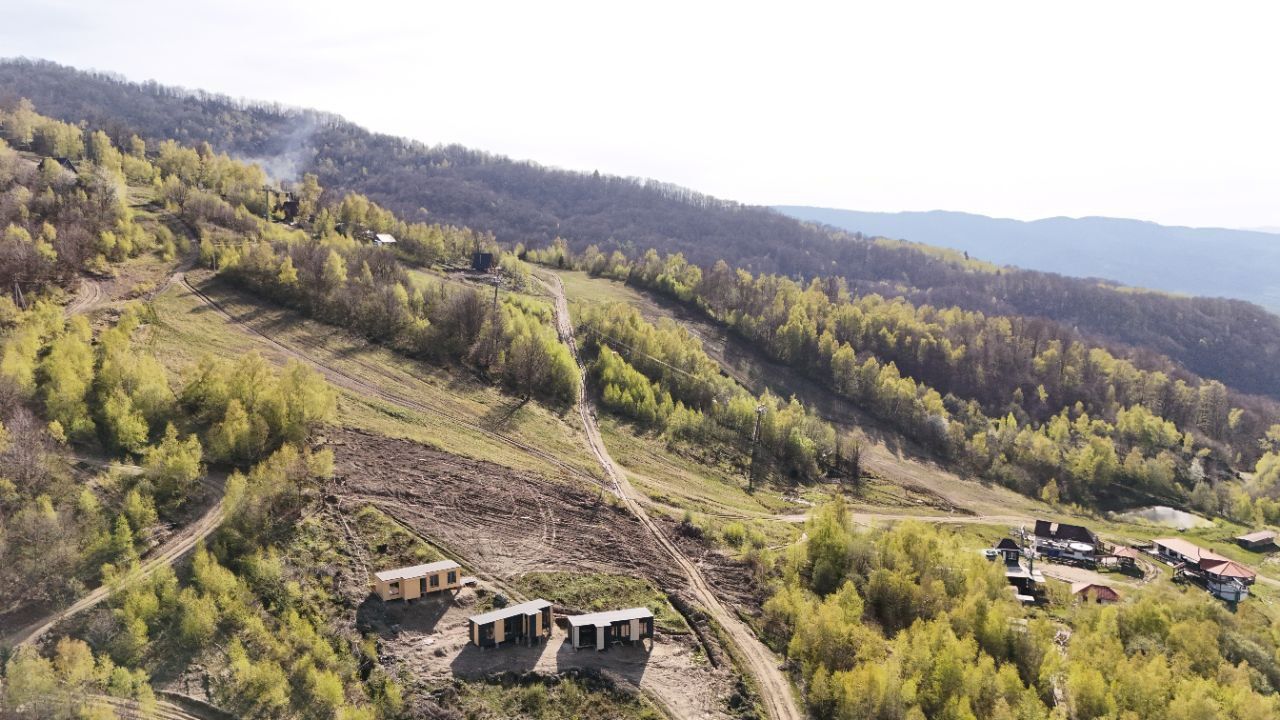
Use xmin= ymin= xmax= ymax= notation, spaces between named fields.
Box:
xmin=3 ymin=58 xmax=1280 ymax=400
xmin=531 ymin=242 xmax=1280 ymax=521
xmin=777 ymin=207 xmax=1280 ymax=312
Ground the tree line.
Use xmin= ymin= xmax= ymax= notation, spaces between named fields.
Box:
xmin=534 ymin=245 xmax=1280 ymax=516
xmin=579 ymin=301 xmax=859 ymax=482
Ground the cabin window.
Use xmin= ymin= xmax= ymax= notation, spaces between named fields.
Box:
xmin=388 ymin=581 xmax=399 ymax=594
xmin=430 ymin=574 xmax=440 ymax=588
xmin=447 ymin=571 xmax=457 ymax=584
xmin=620 ymin=623 xmax=630 ymax=637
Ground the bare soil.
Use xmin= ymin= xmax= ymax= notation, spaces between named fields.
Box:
xmin=328 ymin=427 xmax=678 ymax=586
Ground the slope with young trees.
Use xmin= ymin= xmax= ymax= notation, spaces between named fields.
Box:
xmin=3 ymin=58 xmax=1279 ymax=400
xmin=538 ymin=245 xmax=1280 ymax=522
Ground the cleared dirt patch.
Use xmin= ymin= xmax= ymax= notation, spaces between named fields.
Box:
xmin=327 ymin=427 xmax=679 ymax=589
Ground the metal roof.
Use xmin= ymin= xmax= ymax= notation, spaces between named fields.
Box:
xmin=1071 ymin=582 xmax=1120 ymax=599
xmin=469 ymin=599 xmax=552 ymax=626
xmin=1202 ymin=559 xmax=1256 ymax=580
xmin=564 ymin=607 xmax=655 ymax=627
xmin=1153 ymin=537 xmax=1223 ymax=562
xmin=1155 ymin=538 xmax=1256 ymax=580
xmin=373 ymin=559 xmax=460 ymax=582
xmin=374 ymin=233 xmax=397 ymax=244
xmin=1236 ymin=530 xmax=1276 ymax=544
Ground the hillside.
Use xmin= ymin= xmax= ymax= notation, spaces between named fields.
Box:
xmin=5 ymin=94 xmax=1280 ymax=720
xmin=4 ymin=58 xmax=1280 ymax=400
xmin=776 ymin=206 xmax=1280 ymax=311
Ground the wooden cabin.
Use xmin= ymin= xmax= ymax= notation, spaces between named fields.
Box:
xmin=1072 ymin=582 xmax=1120 ymax=604
xmin=994 ymin=537 xmax=1022 ymax=565
xmin=373 ymin=233 xmax=397 ymax=246
xmin=371 ymin=560 xmax=462 ymax=602
xmin=468 ymin=599 xmax=553 ymax=648
xmin=565 ymin=608 xmax=655 ymax=651
xmin=1098 ymin=546 xmax=1139 ymax=570
xmin=1235 ymin=530 xmax=1276 ymax=551
xmin=1034 ymin=520 xmax=1098 ymax=546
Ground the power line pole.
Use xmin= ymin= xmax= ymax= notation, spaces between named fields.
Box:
xmin=748 ymin=404 xmax=765 ymax=492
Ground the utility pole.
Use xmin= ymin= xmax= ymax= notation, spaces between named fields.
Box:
xmin=748 ymin=404 xmax=766 ymax=492
xmin=491 ymin=276 xmax=501 ymax=315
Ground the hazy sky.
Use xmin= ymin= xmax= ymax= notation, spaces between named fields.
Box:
xmin=6 ymin=0 xmax=1280 ymax=228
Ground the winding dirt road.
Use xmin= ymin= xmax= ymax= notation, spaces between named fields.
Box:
xmin=63 ymin=277 xmax=104 ymax=317
xmin=539 ymin=270 xmax=802 ymax=720
xmin=3 ymin=273 xmax=229 ymax=651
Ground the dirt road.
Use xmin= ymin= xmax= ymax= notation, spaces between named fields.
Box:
xmin=3 ymin=471 xmax=227 ymax=649
xmin=540 ymin=271 xmax=802 ymax=720
xmin=63 ymin=277 xmax=104 ymax=317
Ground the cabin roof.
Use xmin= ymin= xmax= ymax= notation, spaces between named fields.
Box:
xmin=469 ymin=599 xmax=552 ymax=626
xmin=1071 ymin=582 xmax=1120 ymax=600
xmin=1034 ymin=519 xmax=1096 ymax=543
xmin=995 ymin=538 xmax=1021 ymax=550
xmin=565 ymin=607 xmax=655 ymax=627
xmin=374 ymin=233 xmax=397 ymax=244
xmin=1155 ymin=538 xmax=1256 ymax=580
xmin=1201 ymin=558 xmax=1256 ymax=580
xmin=1111 ymin=547 xmax=1139 ymax=559
xmin=1236 ymin=530 xmax=1276 ymax=544
xmin=373 ymin=559 xmax=460 ymax=582
xmin=1153 ymin=537 xmax=1222 ymax=561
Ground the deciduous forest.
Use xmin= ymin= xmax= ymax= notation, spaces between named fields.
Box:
xmin=3 ymin=58 xmax=1278 ymax=400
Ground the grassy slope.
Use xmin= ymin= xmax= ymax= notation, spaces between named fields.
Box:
xmin=146 ymin=269 xmax=602 ymax=483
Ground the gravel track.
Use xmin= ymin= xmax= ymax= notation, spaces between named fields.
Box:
xmin=540 ymin=270 xmax=803 ymax=720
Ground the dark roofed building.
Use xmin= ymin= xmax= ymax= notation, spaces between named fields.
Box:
xmin=1033 ymin=520 xmax=1098 ymax=545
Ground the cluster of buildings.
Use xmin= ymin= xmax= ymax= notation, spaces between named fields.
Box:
xmin=991 ymin=517 xmax=1269 ymax=605
xmin=1151 ymin=537 xmax=1257 ymax=602
xmin=371 ymin=560 xmax=655 ymax=651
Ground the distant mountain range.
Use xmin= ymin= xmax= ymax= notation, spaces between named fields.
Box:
xmin=776 ymin=207 xmax=1280 ymax=311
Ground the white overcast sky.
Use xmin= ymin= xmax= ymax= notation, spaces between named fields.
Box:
xmin=5 ymin=0 xmax=1280 ymax=228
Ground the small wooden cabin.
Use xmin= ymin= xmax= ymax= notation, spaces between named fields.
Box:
xmin=565 ymin=607 xmax=655 ymax=651
xmin=1235 ymin=530 xmax=1276 ymax=551
xmin=371 ymin=560 xmax=461 ymax=602
xmin=469 ymin=599 xmax=553 ymax=648
xmin=994 ymin=538 xmax=1022 ymax=565
xmin=1072 ymin=582 xmax=1120 ymax=604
